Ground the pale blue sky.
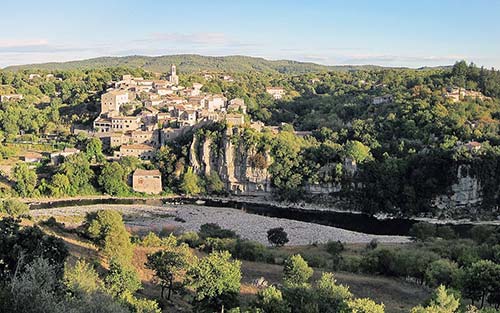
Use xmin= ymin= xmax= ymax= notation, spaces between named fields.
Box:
xmin=1 ymin=0 xmax=499 ymax=68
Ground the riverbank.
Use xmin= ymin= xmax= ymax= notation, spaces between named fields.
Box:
xmin=29 ymin=204 xmax=410 ymax=245
xmin=26 ymin=195 xmax=500 ymax=225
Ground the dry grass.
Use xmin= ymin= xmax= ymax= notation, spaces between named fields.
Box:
xmin=240 ymin=260 xmax=430 ymax=313
xmin=34 ymin=214 xmax=427 ymax=313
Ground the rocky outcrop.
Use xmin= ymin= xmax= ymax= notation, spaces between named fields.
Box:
xmin=189 ymin=127 xmax=272 ymax=196
xmin=432 ymin=165 xmax=483 ymax=215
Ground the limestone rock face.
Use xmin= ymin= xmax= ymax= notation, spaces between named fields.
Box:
xmin=189 ymin=128 xmax=272 ymax=195
xmin=432 ymin=165 xmax=482 ymax=213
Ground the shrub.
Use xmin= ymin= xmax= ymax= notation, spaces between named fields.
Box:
xmin=199 ymin=223 xmax=238 ymax=239
xmin=283 ymin=254 xmax=313 ymax=286
xmin=267 ymin=227 xmax=289 ymax=247
xmin=178 ymin=231 xmax=201 ymax=248
xmin=0 ymin=198 xmax=29 ymax=216
xmin=302 ymin=253 xmax=328 ymax=268
xmin=203 ymin=237 xmax=237 ymax=253
xmin=366 ymin=239 xmax=378 ymax=250
xmin=234 ymin=239 xmax=268 ymax=262
xmin=141 ymin=232 xmax=162 ymax=247
xmin=409 ymin=222 xmax=436 ymax=241
xmin=254 ymin=286 xmax=288 ymax=313
xmin=325 ymin=240 xmax=344 ymax=255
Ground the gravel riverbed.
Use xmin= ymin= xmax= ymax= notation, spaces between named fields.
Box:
xmin=30 ymin=204 xmax=410 ymax=245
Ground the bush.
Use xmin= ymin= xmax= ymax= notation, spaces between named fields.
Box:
xmin=325 ymin=240 xmax=344 ymax=255
xmin=199 ymin=223 xmax=238 ymax=239
xmin=0 ymin=198 xmax=29 ymax=216
xmin=178 ymin=231 xmax=201 ymax=248
xmin=409 ymin=222 xmax=436 ymax=241
xmin=339 ymin=255 xmax=362 ymax=273
xmin=254 ymin=286 xmax=288 ymax=313
xmin=141 ymin=232 xmax=162 ymax=247
xmin=302 ymin=253 xmax=328 ymax=268
xmin=104 ymin=259 xmax=142 ymax=297
xmin=234 ymin=239 xmax=268 ymax=262
xmin=366 ymin=239 xmax=378 ymax=250
xmin=283 ymin=254 xmax=313 ymax=286
xmin=436 ymin=226 xmax=457 ymax=240
xmin=267 ymin=227 xmax=289 ymax=247
xmin=203 ymin=237 xmax=237 ymax=253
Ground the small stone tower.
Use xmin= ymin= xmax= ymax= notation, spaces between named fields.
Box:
xmin=169 ymin=64 xmax=179 ymax=85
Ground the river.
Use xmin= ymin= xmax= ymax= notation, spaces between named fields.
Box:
xmin=28 ymin=197 xmax=499 ymax=237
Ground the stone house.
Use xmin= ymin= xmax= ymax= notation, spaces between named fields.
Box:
xmin=111 ymin=116 xmax=141 ymax=131
xmin=116 ymin=144 xmax=155 ymax=160
xmin=132 ymin=169 xmax=162 ymax=194
xmin=227 ymin=98 xmax=246 ymax=114
xmin=266 ymin=87 xmax=285 ymax=100
xmin=0 ymin=94 xmax=24 ymax=102
xmin=225 ymin=113 xmax=245 ymax=126
xmin=22 ymin=152 xmax=43 ymax=163
xmin=372 ymin=94 xmax=393 ymax=105
xmin=204 ymin=94 xmax=226 ymax=112
xmin=100 ymin=90 xmax=129 ymax=115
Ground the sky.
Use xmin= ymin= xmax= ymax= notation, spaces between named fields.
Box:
xmin=0 ymin=0 xmax=499 ymax=68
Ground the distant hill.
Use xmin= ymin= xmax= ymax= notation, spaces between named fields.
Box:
xmin=3 ymin=54 xmax=390 ymax=74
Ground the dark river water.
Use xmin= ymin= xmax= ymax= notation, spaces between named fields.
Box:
xmin=29 ymin=197 xmax=495 ymax=237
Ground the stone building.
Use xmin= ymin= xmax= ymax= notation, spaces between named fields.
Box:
xmin=132 ymin=169 xmax=162 ymax=194
xmin=266 ymin=87 xmax=285 ymax=100
xmin=116 ymin=143 xmax=155 ymax=160
xmin=100 ymin=90 xmax=129 ymax=115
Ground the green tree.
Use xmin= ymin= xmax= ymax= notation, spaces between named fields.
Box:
xmin=206 ymin=171 xmax=225 ymax=194
xmin=85 ymin=137 xmax=105 ymax=163
xmin=104 ymin=258 xmax=142 ymax=297
xmin=0 ymin=218 xmax=68 ymax=282
xmin=409 ymin=222 xmax=436 ymax=241
xmin=185 ymin=250 xmax=241 ymax=312
xmin=146 ymin=244 xmax=196 ymax=299
xmin=49 ymin=173 xmax=71 ymax=196
xmin=254 ymin=285 xmax=289 ymax=313
xmin=316 ymin=272 xmax=352 ymax=313
xmin=267 ymin=227 xmax=289 ymax=247
xmin=98 ymin=162 xmax=129 ymax=196
xmin=58 ymin=153 xmax=95 ymax=195
xmin=283 ymin=254 xmax=313 ymax=286
xmin=347 ymin=298 xmax=385 ymax=313
xmin=411 ymin=285 xmax=460 ymax=313
xmin=424 ymin=259 xmax=460 ymax=288
xmin=0 ymin=198 xmax=29 ymax=216
xmin=462 ymin=260 xmax=500 ymax=308
xmin=344 ymin=140 xmax=372 ymax=163
xmin=12 ymin=162 xmax=37 ymax=197
xmin=64 ymin=259 xmax=102 ymax=295
xmin=84 ymin=210 xmax=133 ymax=265
xmin=180 ymin=167 xmax=202 ymax=195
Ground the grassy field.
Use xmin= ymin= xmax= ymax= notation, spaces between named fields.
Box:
xmin=33 ymin=215 xmax=430 ymax=313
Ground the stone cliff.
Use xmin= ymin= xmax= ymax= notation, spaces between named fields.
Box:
xmin=187 ymin=127 xmax=488 ymax=216
xmin=431 ymin=165 xmax=483 ymax=216
xmin=189 ymin=127 xmax=272 ymax=196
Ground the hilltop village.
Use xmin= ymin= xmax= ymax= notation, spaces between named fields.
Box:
xmin=91 ymin=65 xmax=251 ymax=159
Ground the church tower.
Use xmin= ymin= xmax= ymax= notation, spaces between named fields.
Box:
xmin=169 ymin=64 xmax=179 ymax=85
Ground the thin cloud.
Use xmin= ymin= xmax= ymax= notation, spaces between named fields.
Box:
xmin=0 ymin=39 xmax=48 ymax=48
